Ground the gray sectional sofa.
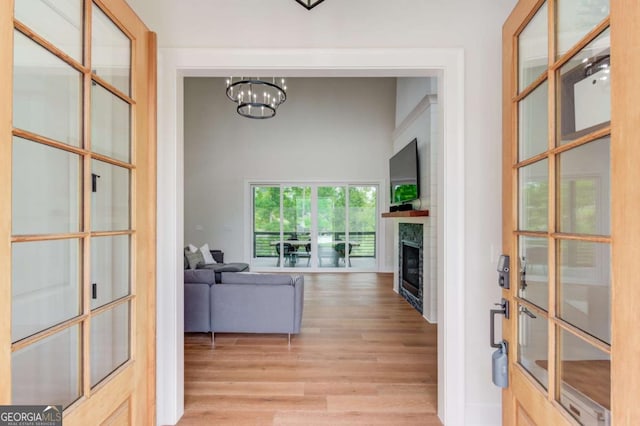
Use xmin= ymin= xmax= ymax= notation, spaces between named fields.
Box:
xmin=184 ymin=270 xmax=304 ymax=344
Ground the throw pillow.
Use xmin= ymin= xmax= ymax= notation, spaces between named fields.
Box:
xmin=184 ymin=248 xmax=204 ymax=269
xmin=200 ymin=243 xmax=217 ymax=264
xmin=187 ymin=244 xmax=198 ymax=253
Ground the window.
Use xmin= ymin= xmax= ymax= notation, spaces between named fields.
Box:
xmin=251 ymin=183 xmax=378 ymax=270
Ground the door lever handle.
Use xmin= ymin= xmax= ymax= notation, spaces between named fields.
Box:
xmin=520 ymin=306 xmax=537 ymax=319
xmin=490 ymin=298 xmax=509 ymax=348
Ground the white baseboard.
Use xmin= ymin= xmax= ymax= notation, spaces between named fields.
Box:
xmin=424 ymin=314 xmax=437 ymax=324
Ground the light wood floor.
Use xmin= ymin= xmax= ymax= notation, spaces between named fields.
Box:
xmin=179 ymin=273 xmax=441 ymax=425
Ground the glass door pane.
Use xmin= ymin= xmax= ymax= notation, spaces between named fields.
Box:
xmin=558 ymin=240 xmax=611 ymax=343
xmin=518 ymin=81 xmax=548 ymax=161
xmin=91 ymin=235 xmax=130 ymax=310
xmin=348 ymin=186 xmax=377 ymax=269
xmin=517 ymin=304 xmax=548 ymax=389
xmin=252 ymin=186 xmax=281 ymax=268
xmin=282 ymin=186 xmax=311 ymax=268
xmin=559 ymin=329 xmax=611 ymax=422
xmin=90 ymin=302 xmax=129 ymax=387
xmin=91 ymin=160 xmax=130 ymax=231
xmin=12 ymin=137 xmax=81 ymax=235
xmin=518 ymin=236 xmax=549 ymax=310
xmin=13 ymin=30 xmax=82 ymax=147
xmin=317 ymin=186 xmax=346 ymax=268
xmin=557 ymin=28 xmax=610 ymax=145
xmin=518 ymin=2 xmax=548 ymax=91
xmin=12 ymin=239 xmax=81 ymax=342
xmin=12 ymin=325 xmax=82 ymax=408
xmin=558 ymin=136 xmax=610 ymax=235
xmin=92 ymin=5 xmax=131 ymax=95
xmin=91 ymin=83 xmax=131 ymax=162
xmin=519 ymin=159 xmax=549 ymax=232
xmin=556 ymin=0 xmax=609 ymax=59
xmin=14 ymin=0 xmax=84 ymax=62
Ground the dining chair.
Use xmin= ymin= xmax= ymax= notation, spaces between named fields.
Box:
xmin=335 ymin=243 xmax=353 ymax=267
xmin=305 ymin=243 xmax=311 ymax=266
xmin=275 ymin=242 xmax=296 ymax=267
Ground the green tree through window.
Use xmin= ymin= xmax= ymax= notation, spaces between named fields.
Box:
xmin=252 ymin=184 xmax=378 ymax=261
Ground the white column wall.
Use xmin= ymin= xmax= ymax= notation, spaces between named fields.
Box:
xmin=392 ymin=84 xmax=439 ymax=323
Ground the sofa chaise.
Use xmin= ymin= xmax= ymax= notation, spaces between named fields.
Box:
xmin=184 ymin=270 xmax=304 ymax=344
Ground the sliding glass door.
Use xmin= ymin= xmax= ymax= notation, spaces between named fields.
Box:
xmin=349 ymin=186 xmax=378 ymax=269
xmin=317 ymin=186 xmax=346 ymax=268
xmin=251 ymin=183 xmax=378 ymax=270
xmin=282 ymin=186 xmax=311 ymax=268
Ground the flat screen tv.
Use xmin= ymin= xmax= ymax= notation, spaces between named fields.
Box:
xmin=389 ymin=138 xmax=419 ymax=205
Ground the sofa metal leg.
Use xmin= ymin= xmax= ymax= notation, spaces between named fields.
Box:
xmin=211 ymin=332 xmax=215 ymax=348
xmin=288 ymin=333 xmax=291 ymax=346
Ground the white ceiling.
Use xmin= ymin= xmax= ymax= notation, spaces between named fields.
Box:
xmin=125 ymin=0 xmax=517 ymax=49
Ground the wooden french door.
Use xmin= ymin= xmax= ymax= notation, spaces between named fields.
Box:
xmin=502 ymin=0 xmax=640 ymax=424
xmin=0 ymin=0 xmax=156 ymax=424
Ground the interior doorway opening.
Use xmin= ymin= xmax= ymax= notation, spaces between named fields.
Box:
xmin=156 ymin=48 xmax=465 ymax=425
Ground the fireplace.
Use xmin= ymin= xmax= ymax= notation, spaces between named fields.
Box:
xmin=398 ymin=223 xmax=423 ymax=314
xmin=401 ymin=241 xmax=421 ymax=297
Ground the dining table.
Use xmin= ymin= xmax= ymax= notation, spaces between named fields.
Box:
xmin=269 ymin=240 xmax=360 ymax=266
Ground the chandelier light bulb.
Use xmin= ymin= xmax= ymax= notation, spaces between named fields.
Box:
xmin=225 ymin=76 xmax=288 ymax=119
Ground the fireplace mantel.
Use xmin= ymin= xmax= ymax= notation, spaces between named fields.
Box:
xmin=381 ymin=209 xmax=429 ymax=218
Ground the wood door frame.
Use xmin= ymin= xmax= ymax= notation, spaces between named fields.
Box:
xmin=156 ymin=48 xmax=465 ymax=425
xmin=0 ymin=0 xmax=14 ymax=405
xmin=503 ymin=0 xmax=640 ymax=423
xmin=610 ymin=0 xmax=640 ymax=421
xmin=502 ymin=0 xmax=591 ymax=423
xmin=0 ymin=0 xmax=157 ymax=424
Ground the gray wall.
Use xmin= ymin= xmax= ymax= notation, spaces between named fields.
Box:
xmin=183 ymin=77 xmax=397 ymax=265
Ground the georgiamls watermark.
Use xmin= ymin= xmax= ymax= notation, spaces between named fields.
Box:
xmin=0 ymin=405 xmax=62 ymax=426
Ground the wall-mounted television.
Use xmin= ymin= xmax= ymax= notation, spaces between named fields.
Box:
xmin=389 ymin=138 xmax=419 ymax=205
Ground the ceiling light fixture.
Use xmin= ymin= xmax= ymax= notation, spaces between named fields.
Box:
xmin=225 ymin=77 xmax=287 ymax=119
xmin=295 ymin=0 xmax=326 ymax=10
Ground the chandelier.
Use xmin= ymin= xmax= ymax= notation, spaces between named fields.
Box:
xmin=295 ymin=0 xmax=326 ymax=10
xmin=225 ymin=77 xmax=287 ymax=119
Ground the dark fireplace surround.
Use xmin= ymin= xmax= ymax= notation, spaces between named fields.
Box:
xmin=399 ymin=223 xmax=423 ymax=314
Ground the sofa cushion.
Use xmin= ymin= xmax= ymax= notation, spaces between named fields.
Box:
xmin=220 ymin=272 xmax=295 ymax=286
xmin=200 ymin=262 xmax=249 ymax=273
xmin=184 ymin=282 xmax=211 ymax=332
xmin=184 ymin=248 xmax=205 ymax=269
xmin=210 ymin=250 xmax=224 ymax=263
xmin=200 ymin=243 xmax=217 ymax=264
xmin=184 ymin=268 xmax=217 ymax=284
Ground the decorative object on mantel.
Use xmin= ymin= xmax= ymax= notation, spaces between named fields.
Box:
xmin=382 ymin=210 xmax=429 ymax=218
xmin=225 ymin=77 xmax=287 ymax=119
xmin=295 ymin=0 xmax=326 ymax=10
